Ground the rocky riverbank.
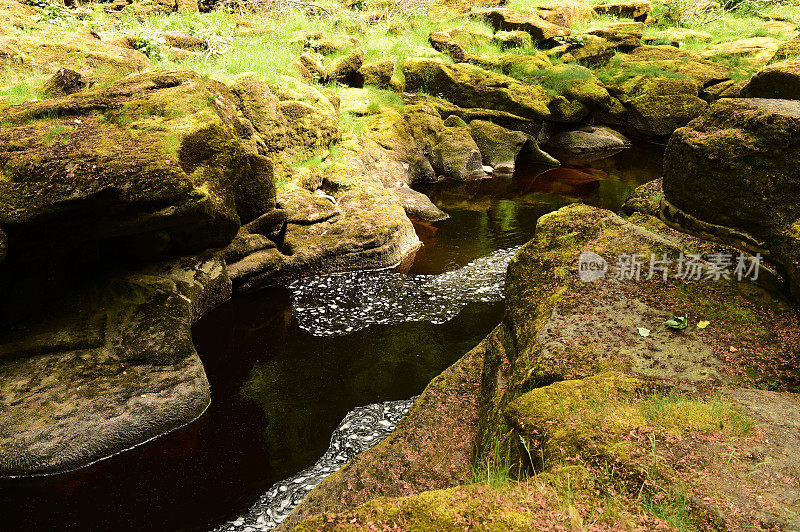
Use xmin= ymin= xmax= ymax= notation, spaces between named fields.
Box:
xmin=0 ymin=0 xmax=798 ymax=528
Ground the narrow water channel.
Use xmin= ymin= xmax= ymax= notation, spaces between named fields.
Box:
xmin=0 ymin=142 xmax=663 ymax=531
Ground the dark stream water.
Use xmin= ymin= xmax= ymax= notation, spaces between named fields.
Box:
xmin=0 ymin=142 xmax=663 ymax=531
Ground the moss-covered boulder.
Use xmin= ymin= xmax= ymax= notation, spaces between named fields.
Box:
xmin=469 ymin=119 xmax=558 ymax=172
xmin=232 ymin=78 xmax=341 ymax=174
xmin=0 ymin=252 xmax=230 ymax=476
xmin=413 ymin=93 xmax=545 ymax=136
xmin=291 ymin=478 xmax=669 ymax=530
xmin=359 ymin=103 xmax=445 ymax=186
xmin=535 ymin=1 xmax=595 ymax=27
xmin=742 ymin=59 xmax=800 ymax=100
xmin=473 ymin=7 xmax=570 ymax=42
xmin=403 ymin=58 xmax=554 ymax=120
xmin=497 ymin=57 xmax=615 ymax=115
xmin=697 ymin=37 xmax=782 ymax=68
xmin=555 ymin=34 xmax=615 ymax=66
xmin=592 ymin=0 xmax=651 ymax=21
xmin=621 ymin=177 xmax=663 ymax=217
xmin=613 ymin=76 xmax=707 ymax=136
xmin=433 ymin=116 xmax=484 ymax=181
xmin=358 ymin=59 xmax=395 ymax=89
xmin=644 ymin=27 xmax=712 ymax=47
xmin=620 ymin=45 xmax=732 ymax=86
xmin=768 ymin=35 xmax=800 ymax=64
xmin=662 ymin=97 xmax=800 ymax=297
xmin=297 ymin=52 xmax=328 ymax=83
xmin=0 ymin=30 xmax=150 ymax=82
xmin=327 ymin=49 xmax=365 ymax=87
xmin=429 ymin=30 xmax=471 ymax=63
xmin=40 ymin=67 xmax=86 ymax=97
xmin=507 ymin=374 xmax=800 ymax=530
xmin=0 ymin=70 xmax=275 ymax=273
xmin=584 ymin=21 xmax=643 ymax=51
xmin=491 ymin=29 xmax=532 ymax=49
xmin=227 ymin=119 xmax=423 ymax=290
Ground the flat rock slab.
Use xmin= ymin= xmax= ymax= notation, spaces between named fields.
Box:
xmin=543 ymin=125 xmax=630 ymax=163
xmin=507 ymin=375 xmax=800 ymax=529
xmin=473 ymin=8 xmax=570 ymax=42
xmin=228 ymin=180 xmax=421 ymax=291
xmin=0 ymin=349 xmax=209 ymax=477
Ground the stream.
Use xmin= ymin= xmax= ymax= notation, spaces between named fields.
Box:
xmin=0 ymin=142 xmax=663 ymax=531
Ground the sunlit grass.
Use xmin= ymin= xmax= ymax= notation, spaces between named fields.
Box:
xmin=639 ymin=390 xmax=755 ymax=437
xmin=0 ymin=83 xmax=48 ymax=106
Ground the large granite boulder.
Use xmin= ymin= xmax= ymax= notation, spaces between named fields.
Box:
xmin=358 ymin=59 xmax=397 ymax=89
xmin=662 ymin=97 xmax=800 ymax=297
xmin=611 ymin=76 xmax=708 ymax=136
xmin=403 ymin=58 xmax=554 ymax=120
xmin=0 ymin=70 xmax=275 ymax=274
xmin=359 ymin=103 xmax=445 ymax=186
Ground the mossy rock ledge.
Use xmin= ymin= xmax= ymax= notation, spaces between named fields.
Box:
xmin=284 ymin=204 xmax=800 ymax=530
xmin=0 ymin=69 xmax=276 ymax=269
xmin=0 ymin=252 xmax=230 ymax=477
xmin=0 ymin=69 xmax=279 ymax=476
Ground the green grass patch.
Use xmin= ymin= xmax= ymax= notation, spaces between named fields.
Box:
xmin=508 ymin=60 xmax=594 ymax=95
xmin=0 ymin=83 xmax=48 ymax=106
xmin=42 ymin=124 xmax=74 ymax=145
xmin=640 ymin=390 xmax=755 ymax=437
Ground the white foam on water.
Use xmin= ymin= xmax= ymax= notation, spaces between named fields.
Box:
xmin=217 ymin=247 xmax=520 ymax=531
xmin=215 ymin=398 xmax=415 ymax=532
xmin=287 ymin=246 xmax=521 ymax=336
